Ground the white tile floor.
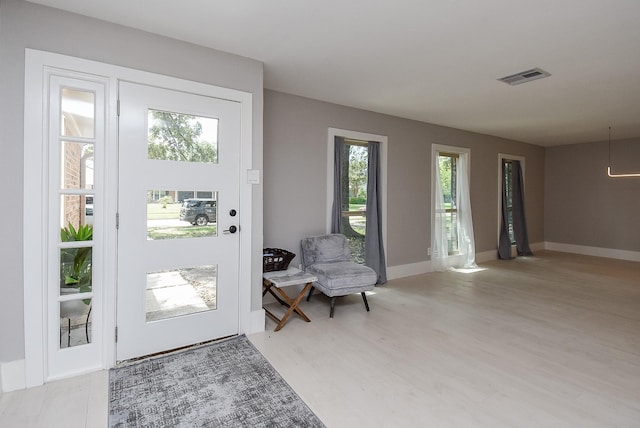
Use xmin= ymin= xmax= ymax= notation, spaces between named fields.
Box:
xmin=0 ymin=370 xmax=108 ymax=428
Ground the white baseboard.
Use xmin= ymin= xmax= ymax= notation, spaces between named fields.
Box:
xmin=387 ymin=260 xmax=432 ymax=280
xmin=476 ymin=249 xmax=497 ymax=263
xmin=477 ymin=242 xmax=545 ymax=263
xmin=1 ymin=359 xmax=26 ymax=393
xmin=387 ymin=242 xmax=547 ymax=280
xmin=544 ymin=242 xmax=640 ymax=262
xmin=247 ymin=309 xmax=265 ymax=334
xmin=531 ymin=242 xmax=546 ymax=253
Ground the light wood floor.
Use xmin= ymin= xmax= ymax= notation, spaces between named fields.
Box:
xmin=2 ymin=251 xmax=639 ymax=427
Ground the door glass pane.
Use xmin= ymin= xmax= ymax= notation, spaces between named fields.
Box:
xmin=59 ymin=247 xmax=92 ymax=294
xmin=147 ymin=109 xmax=218 ymax=163
xmin=61 ymin=194 xmax=94 ymax=229
xmin=147 ymin=190 xmax=217 ymax=240
xmin=61 ymin=88 xmax=95 ymax=138
xmin=146 ymin=265 xmax=217 ymax=322
xmin=61 ymin=142 xmax=94 ymax=189
xmin=59 ymin=298 xmax=92 ymax=349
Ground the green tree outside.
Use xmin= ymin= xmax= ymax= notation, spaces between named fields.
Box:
xmin=439 ymin=156 xmax=452 ymax=203
xmin=148 ymin=110 xmax=217 ymax=163
xmin=348 ymin=145 xmax=368 ymax=199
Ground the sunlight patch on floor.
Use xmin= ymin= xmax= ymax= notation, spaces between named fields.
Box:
xmin=450 ymin=266 xmax=487 ymax=274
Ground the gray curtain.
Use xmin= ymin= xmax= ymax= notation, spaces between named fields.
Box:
xmin=330 ymin=136 xmax=345 ymax=234
xmin=365 ymin=142 xmax=387 ymax=284
xmin=512 ymin=161 xmax=533 ymax=256
xmin=497 ymin=161 xmax=513 ymax=259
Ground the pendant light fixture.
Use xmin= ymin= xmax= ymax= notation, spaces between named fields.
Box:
xmin=607 ymin=126 xmax=640 ymax=178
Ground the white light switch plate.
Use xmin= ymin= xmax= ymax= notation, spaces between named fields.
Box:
xmin=247 ymin=169 xmax=260 ymax=184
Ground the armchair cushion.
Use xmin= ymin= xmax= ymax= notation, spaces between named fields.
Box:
xmin=306 ymin=262 xmax=377 ymax=297
xmin=301 ymin=234 xmax=352 ymax=267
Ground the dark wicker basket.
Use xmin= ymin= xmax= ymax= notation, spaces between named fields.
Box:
xmin=263 ymin=248 xmax=295 ymax=272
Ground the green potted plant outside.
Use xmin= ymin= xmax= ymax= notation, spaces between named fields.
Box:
xmin=60 ymin=223 xmax=93 ymax=298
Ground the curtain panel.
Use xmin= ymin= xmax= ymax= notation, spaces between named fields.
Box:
xmin=512 ymin=161 xmax=533 ymax=256
xmin=456 ymin=154 xmax=478 ymax=269
xmin=498 ymin=161 xmax=513 ymax=259
xmin=498 ymin=159 xmax=533 ymax=259
xmin=365 ymin=142 xmax=387 ymax=284
xmin=330 ymin=136 xmax=345 ymax=234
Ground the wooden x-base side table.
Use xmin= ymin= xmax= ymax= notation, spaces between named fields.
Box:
xmin=262 ymin=267 xmax=317 ymax=331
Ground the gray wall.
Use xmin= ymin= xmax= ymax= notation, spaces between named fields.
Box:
xmin=545 ymin=139 xmax=640 ymax=250
xmin=0 ymin=0 xmax=264 ymax=364
xmin=264 ymin=90 xmax=545 ymax=268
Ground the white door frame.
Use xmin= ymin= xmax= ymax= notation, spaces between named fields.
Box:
xmin=23 ymin=49 xmax=254 ymax=387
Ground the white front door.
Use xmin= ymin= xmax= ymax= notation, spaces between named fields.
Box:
xmin=117 ymin=81 xmax=241 ymax=361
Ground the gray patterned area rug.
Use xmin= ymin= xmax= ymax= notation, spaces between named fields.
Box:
xmin=109 ymin=335 xmax=325 ymax=427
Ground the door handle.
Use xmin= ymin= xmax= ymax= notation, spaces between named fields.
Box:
xmin=223 ymin=225 xmax=238 ymax=234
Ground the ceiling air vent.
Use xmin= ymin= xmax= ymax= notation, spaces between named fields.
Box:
xmin=498 ymin=67 xmax=551 ymax=86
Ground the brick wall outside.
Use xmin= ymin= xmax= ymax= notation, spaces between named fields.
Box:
xmin=62 ymin=141 xmax=84 ymax=229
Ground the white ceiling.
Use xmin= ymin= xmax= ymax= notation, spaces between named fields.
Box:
xmin=27 ymin=0 xmax=640 ymax=146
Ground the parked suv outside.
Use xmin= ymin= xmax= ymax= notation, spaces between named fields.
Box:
xmin=179 ymin=198 xmax=217 ymax=226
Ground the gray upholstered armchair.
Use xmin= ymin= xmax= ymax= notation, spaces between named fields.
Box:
xmin=300 ymin=234 xmax=377 ymax=318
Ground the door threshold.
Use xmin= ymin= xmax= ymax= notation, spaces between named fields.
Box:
xmin=114 ymin=334 xmax=238 ymax=367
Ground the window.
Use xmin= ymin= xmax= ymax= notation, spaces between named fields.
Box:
xmin=437 ymin=152 xmax=459 ymax=254
xmin=146 ymin=190 xmax=218 ymax=239
xmin=58 ymin=85 xmax=98 ymax=348
xmin=337 ymin=139 xmax=369 ymax=262
xmin=502 ymin=159 xmax=515 ymax=244
xmin=432 ymin=144 xmax=476 ymax=270
xmin=24 ymin=52 xmax=112 ymax=386
xmin=497 ymin=154 xmax=525 ymax=248
xmin=147 ymin=110 xmax=218 ymax=163
xmin=326 ymin=128 xmax=387 ymax=273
